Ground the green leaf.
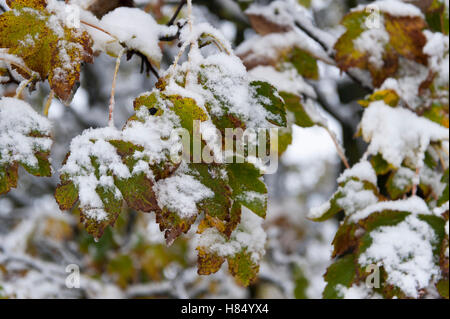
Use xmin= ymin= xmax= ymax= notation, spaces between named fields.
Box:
xmin=54 ymin=180 xmax=78 ymax=211
xmin=437 ymin=279 xmax=449 ymax=298
xmin=227 ymin=163 xmax=267 ymax=218
xmin=227 ymin=249 xmax=260 ymax=287
xmin=323 ymin=254 xmax=357 ymax=299
xmin=280 ymin=92 xmax=316 ymax=128
xmin=250 ymin=81 xmax=287 ymax=127
xmin=285 ymin=47 xmax=319 ymax=80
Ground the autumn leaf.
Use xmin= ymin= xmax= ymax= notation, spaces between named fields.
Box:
xmin=334 ymin=9 xmax=428 ymax=87
xmin=0 ymin=0 xmax=93 ymax=104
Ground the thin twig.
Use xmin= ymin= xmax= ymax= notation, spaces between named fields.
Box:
xmin=109 ymin=49 xmax=125 ymax=127
xmin=80 ymin=20 xmax=118 ymax=40
xmin=325 ymin=127 xmax=350 ymax=169
xmin=293 ymin=22 xmax=372 ymax=91
xmin=167 ymin=0 xmax=187 ymax=26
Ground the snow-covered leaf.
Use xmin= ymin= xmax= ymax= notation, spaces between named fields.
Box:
xmin=0 ymin=97 xmax=52 ymax=195
xmin=0 ymin=0 xmax=93 ymax=103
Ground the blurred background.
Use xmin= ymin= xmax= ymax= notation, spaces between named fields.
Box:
xmin=0 ymin=0 xmax=376 ymax=298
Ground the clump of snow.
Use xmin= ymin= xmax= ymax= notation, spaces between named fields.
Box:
xmin=154 ymin=165 xmax=214 ymax=219
xmin=358 ymin=215 xmax=439 ymax=298
xmin=195 ymin=207 xmax=267 ymax=263
xmin=353 ymin=19 xmax=389 ymax=69
xmin=308 ymin=201 xmax=331 ymax=219
xmin=392 ymin=167 xmax=414 ymax=190
xmin=423 ymin=31 xmax=449 ymax=91
xmin=380 ymin=59 xmax=430 ymax=109
xmin=100 ymin=7 xmax=168 ymax=65
xmin=360 ymin=101 xmax=449 ymax=168
xmin=350 ymin=196 xmax=431 ymax=222
xmin=353 ymin=0 xmax=424 ymax=18
xmin=60 ymin=127 xmax=127 ymax=220
xmin=122 ymin=92 xmax=183 ymax=167
xmin=336 ymin=180 xmax=379 ymax=217
xmin=337 ymin=161 xmax=377 ymax=185
xmin=337 ymin=283 xmax=383 ymax=299
xmin=309 ymin=161 xmax=379 ymax=220
xmin=0 ymin=97 xmax=52 ymax=169
xmin=236 ymin=30 xmax=333 ymax=68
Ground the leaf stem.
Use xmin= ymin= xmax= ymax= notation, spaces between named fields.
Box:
xmin=80 ymin=20 xmax=118 ymax=41
xmin=43 ymin=90 xmax=55 ymax=117
xmin=109 ymin=49 xmax=125 ymax=128
xmin=325 ymin=127 xmax=350 ymax=169
xmin=14 ymin=78 xmax=33 ymax=98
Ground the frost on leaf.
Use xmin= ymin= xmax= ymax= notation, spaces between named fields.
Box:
xmin=0 ymin=97 xmax=52 ymax=195
xmin=334 ymin=5 xmax=428 ymax=87
xmin=0 ymin=0 xmax=93 ymax=104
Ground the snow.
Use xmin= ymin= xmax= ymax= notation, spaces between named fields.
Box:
xmin=423 ymin=31 xmax=449 ymax=90
xmin=236 ymin=30 xmax=333 ymax=68
xmin=360 ymin=101 xmax=449 ymax=168
xmin=349 ymin=196 xmax=431 ymax=223
xmin=392 ymin=167 xmax=414 ymax=190
xmin=309 ymin=161 xmax=378 ymax=220
xmin=164 ymin=22 xmax=280 ymax=130
xmin=358 ymin=215 xmax=439 ymax=298
xmin=337 ymin=283 xmax=382 ymax=299
xmin=380 ymin=59 xmax=430 ymax=109
xmin=0 ymin=97 xmax=52 ymax=169
xmin=353 ymin=0 xmax=424 ymax=18
xmin=122 ymin=93 xmax=183 ymax=167
xmin=308 ymin=201 xmax=331 ymax=219
xmin=353 ymin=19 xmax=389 ymax=69
xmin=337 ymin=161 xmax=377 ymax=185
xmin=195 ymin=207 xmax=267 ymax=263
xmin=60 ymin=127 xmax=127 ymax=219
xmin=336 ymin=180 xmax=379 ymax=216
xmin=154 ymin=165 xmax=214 ymax=219
xmin=248 ymin=66 xmax=316 ymax=98
xmin=59 ymin=94 xmax=184 ymax=221
xmin=100 ymin=7 xmax=165 ymax=65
